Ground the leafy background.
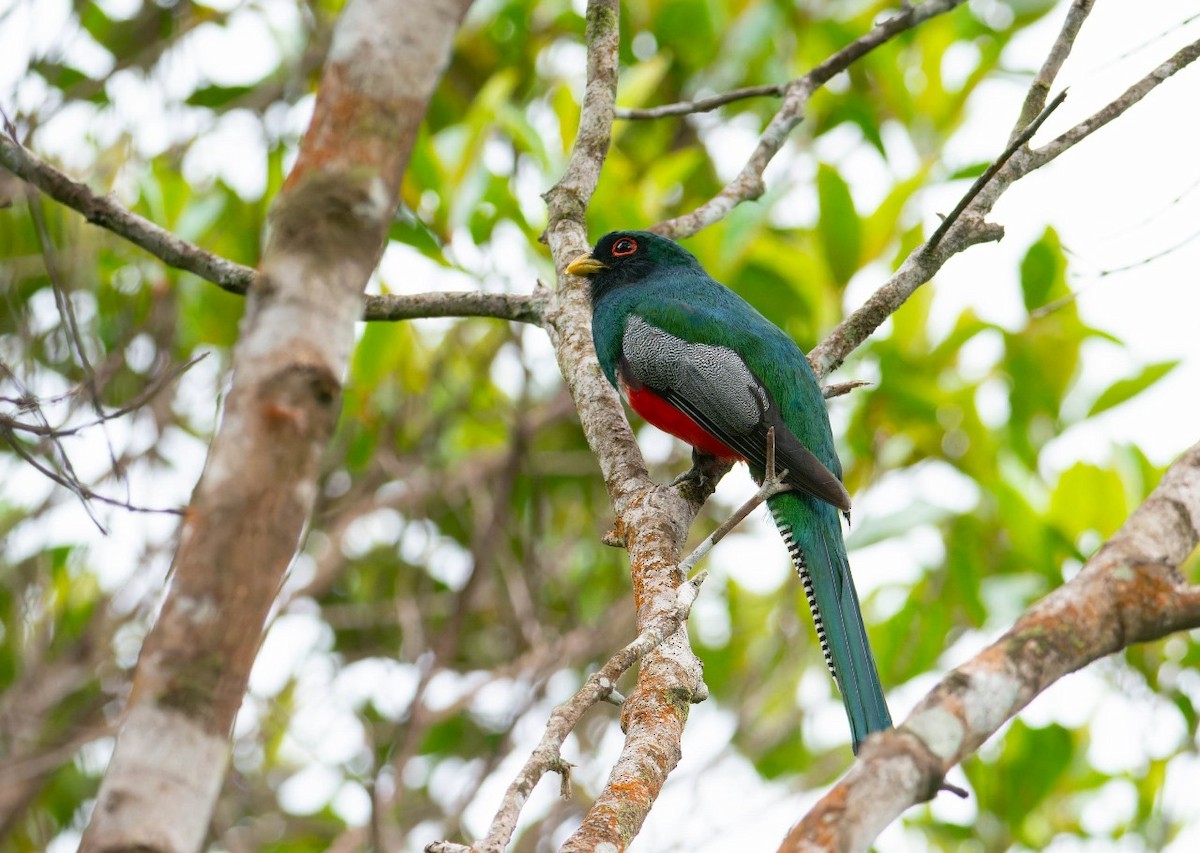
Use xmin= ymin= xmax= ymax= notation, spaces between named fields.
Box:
xmin=1 ymin=0 xmax=1198 ymax=850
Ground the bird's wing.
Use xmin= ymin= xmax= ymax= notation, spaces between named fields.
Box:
xmin=621 ymin=314 xmax=850 ymax=512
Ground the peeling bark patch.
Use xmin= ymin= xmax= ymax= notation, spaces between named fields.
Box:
xmin=159 ymin=651 xmax=228 ymax=720
xmin=260 ymin=364 xmax=341 ymax=439
xmin=905 ymin=706 xmax=963 ymax=762
xmin=269 ymin=170 xmax=391 ymax=263
xmin=174 ymin=593 xmax=220 ymax=626
xmin=1163 ymin=497 xmax=1200 ymax=556
xmin=84 ymin=704 xmax=228 ymax=851
xmin=961 ymin=670 xmax=1019 ymax=736
xmin=283 ymin=68 xmax=407 ymax=201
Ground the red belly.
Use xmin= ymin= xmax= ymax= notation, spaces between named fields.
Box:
xmin=623 ymin=382 xmax=742 ymax=460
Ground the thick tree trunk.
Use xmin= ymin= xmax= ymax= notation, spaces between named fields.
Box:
xmin=80 ymin=2 xmax=472 ymax=850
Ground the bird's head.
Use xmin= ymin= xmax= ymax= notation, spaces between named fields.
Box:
xmin=567 ymin=231 xmax=704 ymax=303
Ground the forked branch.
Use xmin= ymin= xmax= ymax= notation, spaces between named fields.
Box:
xmin=470 ymin=568 xmax=710 ymax=853
xmin=651 ymin=0 xmax=968 ymax=240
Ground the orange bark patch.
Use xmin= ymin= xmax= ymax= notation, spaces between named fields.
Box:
xmin=284 ymin=65 xmax=412 ymax=194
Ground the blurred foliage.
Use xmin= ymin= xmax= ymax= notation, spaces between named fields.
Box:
xmin=1 ymin=0 xmax=1196 ymax=851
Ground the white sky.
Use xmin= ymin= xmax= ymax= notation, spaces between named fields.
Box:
xmin=3 ymin=0 xmax=1200 ymax=851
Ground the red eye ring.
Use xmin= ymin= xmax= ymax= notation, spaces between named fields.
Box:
xmin=612 ymin=237 xmax=638 ymax=257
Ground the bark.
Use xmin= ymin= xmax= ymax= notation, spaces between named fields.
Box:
xmin=79 ymin=1 xmax=472 ymax=850
xmin=532 ymin=4 xmax=725 ymax=850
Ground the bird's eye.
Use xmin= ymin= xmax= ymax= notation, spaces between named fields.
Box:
xmin=612 ymin=237 xmax=638 ymax=257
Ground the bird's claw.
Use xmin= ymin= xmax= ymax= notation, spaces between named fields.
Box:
xmin=670 ymin=465 xmax=708 ymax=490
xmin=671 ymin=449 xmax=731 ymax=497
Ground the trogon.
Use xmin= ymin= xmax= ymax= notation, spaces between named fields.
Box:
xmin=567 ymin=230 xmax=892 ymax=753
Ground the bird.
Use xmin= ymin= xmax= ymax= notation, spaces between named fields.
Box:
xmin=567 ymin=230 xmax=892 ymax=753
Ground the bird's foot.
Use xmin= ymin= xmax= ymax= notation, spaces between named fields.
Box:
xmin=671 ymin=450 xmax=732 ymax=499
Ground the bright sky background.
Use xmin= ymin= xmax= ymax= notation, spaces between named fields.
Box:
xmin=3 ymin=0 xmax=1200 ymax=850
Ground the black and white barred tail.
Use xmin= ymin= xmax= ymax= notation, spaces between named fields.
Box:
xmin=766 ymin=491 xmax=893 ymax=753
xmin=770 ymin=506 xmax=837 ymax=681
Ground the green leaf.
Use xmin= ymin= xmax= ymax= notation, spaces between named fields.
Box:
xmin=1087 ymin=360 xmax=1179 ymax=417
xmin=861 ymin=165 xmax=931 ymax=263
xmin=186 ymin=84 xmax=256 ymax=109
xmin=947 ymin=160 xmax=990 ymax=180
xmin=32 ymin=61 xmax=92 ymax=93
xmin=965 ymin=720 xmax=1075 ymax=842
xmin=816 ymin=163 xmax=862 ymax=286
xmin=1019 ymin=227 xmax=1066 ymax=312
xmin=1049 ymin=462 xmax=1129 ymax=540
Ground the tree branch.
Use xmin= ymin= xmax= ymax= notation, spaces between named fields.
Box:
xmin=780 ymin=440 xmax=1200 ymax=853
xmin=806 ymin=216 xmax=1002 ymax=379
xmin=0 ymin=422 xmax=182 ymax=519
xmin=615 ymin=83 xmax=785 ymax=120
xmin=2 ymin=354 xmax=205 ymax=439
xmin=0 ymin=128 xmax=255 ymax=294
xmin=362 ymin=290 xmax=545 ymax=324
xmin=1026 ymin=34 xmax=1200 ymax=170
xmin=470 ymin=570 xmax=709 ymax=853
xmin=80 ymin=1 xmax=474 ymax=849
xmin=450 ymin=2 xmax=728 ymax=849
xmin=924 ymin=89 xmax=1068 ymax=253
xmin=808 ymin=18 xmax=1200 ymax=380
xmin=0 ymin=132 xmax=544 ymax=326
xmin=1009 ymin=0 xmax=1094 ymax=142
xmin=679 ymin=428 xmax=790 ymax=575
xmin=651 ymin=0 xmax=968 ymax=240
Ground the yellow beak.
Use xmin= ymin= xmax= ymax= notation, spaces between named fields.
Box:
xmin=566 ymin=254 xmax=608 ymax=276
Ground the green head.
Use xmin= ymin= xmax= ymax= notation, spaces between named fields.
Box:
xmin=567 ymin=231 xmax=705 ymax=304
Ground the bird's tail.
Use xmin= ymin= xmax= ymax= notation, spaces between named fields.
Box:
xmin=767 ymin=490 xmax=891 ymax=753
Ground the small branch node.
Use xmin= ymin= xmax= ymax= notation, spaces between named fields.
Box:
xmin=602 ymin=687 xmax=627 ymax=706
xmin=424 ymin=842 xmax=471 ymax=853
xmin=601 ymin=527 xmax=626 ymax=548
xmin=548 ymin=756 xmax=576 ymax=800
xmin=822 ymin=379 xmax=872 ymax=399
xmin=940 ymin=781 xmax=970 ymax=799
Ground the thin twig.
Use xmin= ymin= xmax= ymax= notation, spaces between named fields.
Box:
xmin=822 ymin=379 xmax=871 ymax=399
xmin=652 ymin=0 xmax=968 ymax=240
xmin=679 ymin=428 xmax=791 ymax=574
xmin=0 ymin=131 xmax=545 ymax=325
xmin=0 ymin=423 xmax=183 ymax=520
xmin=808 ymin=24 xmax=1200 ymax=380
xmin=0 ymin=366 xmax=106 ymax=531
xmin=27 ymin=191 xmax=102 ymax=405
xmin=616 ymin=83 xmax=785 ymax=120
xmin=0 ymin=125 xmax=255 ymax=293
xmin=467 ymin=568 xmax=709 ymax=853
xmin=1009 ymin=0 xmax=1093 ymax=140
xmin=23 ymin=190 xmax=123 ymax=509
xmin=924 ymin=89 xmax=1068 ymax=253
xmin=3 ymin=353 xmax=207 ymax=438
xmin=1026 ymin=35 xmax=1200 ymax=170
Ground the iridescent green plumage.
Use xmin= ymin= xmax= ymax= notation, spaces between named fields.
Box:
xmin=575 ymin=230 xmax=892 ymax=752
